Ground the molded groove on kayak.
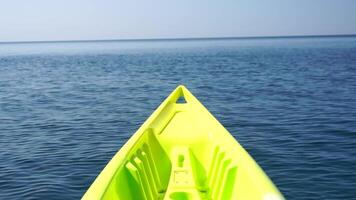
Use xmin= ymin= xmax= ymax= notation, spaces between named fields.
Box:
xmin=82 ymin=85 xmax=284 ymax=200
xmin=125 ymin=145 xmax=164 ymax=200
xmin=207 ymin=146 xmax=237 ymax=200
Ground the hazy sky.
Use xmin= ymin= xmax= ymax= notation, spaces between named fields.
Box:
xmin=1 ymin=0 xmax=356 ymax=42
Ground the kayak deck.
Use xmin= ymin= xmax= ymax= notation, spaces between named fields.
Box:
xmin=82 ymin=85 xmax=284 ymax=200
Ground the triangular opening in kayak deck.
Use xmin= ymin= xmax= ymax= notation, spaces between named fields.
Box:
xmin=174 ymin=87 xmax=188 ymax=104
xmin=176 ymin=96 xmax=187 ymax=104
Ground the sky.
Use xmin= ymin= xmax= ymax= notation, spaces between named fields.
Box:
xmin=0 ymin=0 xmax=356 ymax=42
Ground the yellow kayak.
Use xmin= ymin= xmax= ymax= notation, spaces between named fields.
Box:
xmin=82 ymin=85 xmax=284 ymax=200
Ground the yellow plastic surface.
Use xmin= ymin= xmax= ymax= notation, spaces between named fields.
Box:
xmin=82 ymin=85 xmax=284 ymax=200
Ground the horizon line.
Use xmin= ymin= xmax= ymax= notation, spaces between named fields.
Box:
xmin=1 ymin=33 xmax=356 ymax=44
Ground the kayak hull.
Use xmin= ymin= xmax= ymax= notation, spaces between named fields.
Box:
xmin=82 ymin=85 xmax=284 ymax=200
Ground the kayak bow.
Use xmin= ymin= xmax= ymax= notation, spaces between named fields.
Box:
xmin=82 ymin=85 xmax=284 ymax=200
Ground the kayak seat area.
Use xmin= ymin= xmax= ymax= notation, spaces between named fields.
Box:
xmin=163 ymin=146 xmax=238 ymax=200
xmin=164 ymin=147 xmax=207 ymax=200
xmin=100 ymin=128 xmax=240 ymax=200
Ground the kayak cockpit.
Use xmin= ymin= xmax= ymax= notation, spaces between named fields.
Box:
xmin=101 ymin=129 xmax=238 ymax=200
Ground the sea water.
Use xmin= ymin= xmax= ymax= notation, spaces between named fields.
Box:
xmin=0 ymin=36 xmax=355 ymax=199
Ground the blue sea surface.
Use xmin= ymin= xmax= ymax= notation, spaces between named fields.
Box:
xmin=0 ymin=37 xmax=356 ymax=199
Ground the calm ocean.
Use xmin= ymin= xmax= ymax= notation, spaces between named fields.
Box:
xmin=0 ymin=36 xmax=355 ymax=199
